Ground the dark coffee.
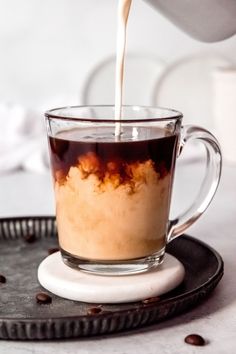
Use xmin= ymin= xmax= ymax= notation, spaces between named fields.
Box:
xmin=49 ymin=128 xmax=177 ymax=184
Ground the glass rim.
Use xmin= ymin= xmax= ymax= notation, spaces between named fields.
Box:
xmin=45 ymin=105 xmax=183 ymax=123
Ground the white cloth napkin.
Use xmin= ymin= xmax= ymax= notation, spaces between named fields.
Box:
xmin=0 ymin=103 xmax=49 ymax=174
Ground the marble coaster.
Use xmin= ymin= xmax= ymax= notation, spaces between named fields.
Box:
xmin=37 ymin=252 xmax=185 ymax=304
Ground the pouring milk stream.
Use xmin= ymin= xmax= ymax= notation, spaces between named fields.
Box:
xmin=114 ymin=0 xmax=132 ymax=138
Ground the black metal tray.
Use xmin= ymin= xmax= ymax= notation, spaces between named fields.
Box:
xmin=0 ymin=216 xmax=223 ymax=340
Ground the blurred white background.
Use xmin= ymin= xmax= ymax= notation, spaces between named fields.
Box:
xmin=1 ymin=0 xmax=236 ymax=108
xmin=0 ymin=0 xmax=236 ymax=172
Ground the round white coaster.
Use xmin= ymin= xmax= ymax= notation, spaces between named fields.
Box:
xmin=37 ymin=253 xmax=185 ymax=304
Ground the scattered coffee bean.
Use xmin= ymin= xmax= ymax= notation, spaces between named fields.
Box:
xmin=142 ymin=296 xmax=161 ymax=304
xmin=24 ymin=233 xmax=36 ymax=243
xmin=0 ymin=275 xmax=6 ymax=283
xmin=48 ymin=247 xmax=60 ymax=255
xmin=184 ymin=334 xmax=205 ymax=346
xmin=87 ymin=307 xmax=102 ymax=315
xmin=36 ymin=292 xmax=52 ymax=304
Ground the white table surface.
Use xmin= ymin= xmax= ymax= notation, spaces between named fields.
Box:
xmin=0 ymin=160 xmax=236 ymax=354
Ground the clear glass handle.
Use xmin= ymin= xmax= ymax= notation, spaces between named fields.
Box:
xmin=167 ymin=125 xmax=222 ymax=242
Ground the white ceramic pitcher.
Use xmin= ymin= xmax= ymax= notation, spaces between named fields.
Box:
xmin=144 ymin=0 xmax=236 ymax=42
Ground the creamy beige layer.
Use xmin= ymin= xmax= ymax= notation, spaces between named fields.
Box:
xmin=55 ymin=160 xmax=172 ymax=260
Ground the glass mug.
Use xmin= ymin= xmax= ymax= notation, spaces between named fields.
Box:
xmin=45 ymin=106 xmax=222 ymax=275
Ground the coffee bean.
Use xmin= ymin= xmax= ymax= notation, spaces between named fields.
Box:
xmin=142 ymin=296 xmax=161 ymax=304
xmin=48 ymin=247 xmax=60 ymax=255
xmin=0 ymin=275 xmax=6 ymax=283
xmin=87 ymin=307 xmax=102 ymax=315
xmin=184 ymin=334 xmax=205 ymax=346
xmin=24 ymin=233 xmax=36 ymax=243
xmin=36 ymin=292 xmax=52 ymax=304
